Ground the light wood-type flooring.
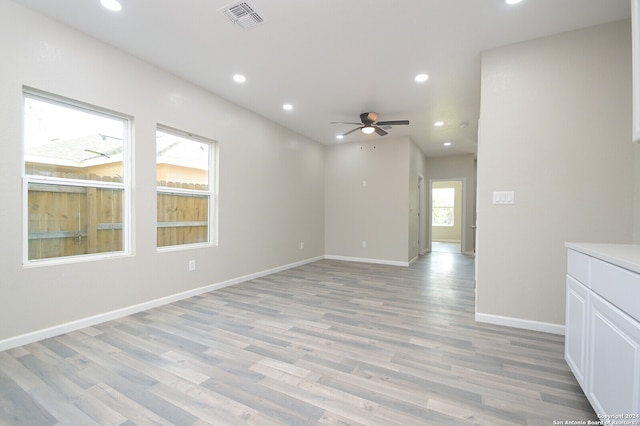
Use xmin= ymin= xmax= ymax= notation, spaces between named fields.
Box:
xmin=0 ymin=252 xmax=596 ymax=425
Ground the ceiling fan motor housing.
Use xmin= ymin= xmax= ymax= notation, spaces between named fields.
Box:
xmin=360 ymin=112 xmax=378 ymax=124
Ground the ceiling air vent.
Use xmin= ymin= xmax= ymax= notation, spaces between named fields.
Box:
xmin=220 ymin=2 xmax=265 ymax=31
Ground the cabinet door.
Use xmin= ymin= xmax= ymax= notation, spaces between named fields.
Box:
xmin=565 ymin=275 xmax=589 ymax=389
xmin=588 ymin=293 xmax=640 ymax=416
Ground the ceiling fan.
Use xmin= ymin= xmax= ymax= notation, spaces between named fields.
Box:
xmin=331 ymin=112 xmax=410 ymax=137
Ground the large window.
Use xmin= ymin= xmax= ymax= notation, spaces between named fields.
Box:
xmin=23 ymin=90 xmax=130 ymax=263
xmin=432 ymin=187 xmax=455 ymax=227
xmin=156 ymin=126 xmax=215 ymax=248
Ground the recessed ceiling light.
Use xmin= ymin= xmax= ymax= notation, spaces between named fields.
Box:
xmin=100 ymin=0 xmax=122 ymax=12
xmin=444 ymin=142 xmax=452 ymax=146
xmin=505 ymin=0 xmax=523 ymax=4
xmin=282 ymin=104 xmax=293 ymax=111
xmin=434 ymin=121 xmax=444 ymax=127
xmin=415 ymin=73 xmax=429 ymax=83
xmin=233 ymin=74 xmax=246 ymax=83
xmin=336 ymin=135 xmax=344 ymax=140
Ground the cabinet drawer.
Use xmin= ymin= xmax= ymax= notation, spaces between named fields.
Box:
xmin=568 ymin=249 xmax=590 ymax=286
xmin=591 ymin=258 xmax=640 ymax=322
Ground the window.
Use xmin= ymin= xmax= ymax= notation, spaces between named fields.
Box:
xmin=432 ymin=187 xmax=455 ymax=227
xmin=23 ymin=90 xmax=130 ymax=263
xmin=156 ymin=126 xmax=215 ymax=248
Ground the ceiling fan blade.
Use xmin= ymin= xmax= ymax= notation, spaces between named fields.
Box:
xmin=341 ymin=127 xmax=363 ymax=137
xmin=330 ymin=121 xmax=362 ymax=126
xmin=376 ymin=120 xmax=410 ymax=126
xmin=374 ymin=126 xmax=388 ymax=136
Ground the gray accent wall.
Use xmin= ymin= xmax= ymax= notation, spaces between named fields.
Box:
xmin=477 ymin=20 xmax=639 ymax=327
xmin=324 ymin=138 xmax=414 ymax=264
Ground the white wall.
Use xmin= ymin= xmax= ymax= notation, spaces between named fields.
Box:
xmin=0 ymin=1 xmax=325 ymax=344
xmin=477 ymin=20 xmax=638 ymax=330
xmin=325 ymin=137 xmax=411 ymax=264
xmin=425 ymin=155 xmax=477 ymax=254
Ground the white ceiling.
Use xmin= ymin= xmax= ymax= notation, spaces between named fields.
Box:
xmin=14 ymin=0 xmax=631 ymax=156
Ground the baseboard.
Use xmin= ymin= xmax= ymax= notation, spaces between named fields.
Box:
xmin=324 ymin=255 xmax=409 ymax=267
xmin=0 ymin=256 xmax=324 ymax=352
xmin=475 ymin=313 xmax=565 ymax=335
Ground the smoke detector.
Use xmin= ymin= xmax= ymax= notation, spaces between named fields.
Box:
xmin=220 ymin=2 xmax=266 ymax=31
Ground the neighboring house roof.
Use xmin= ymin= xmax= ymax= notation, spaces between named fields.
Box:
xmin=25 ymin=134 xmax=123 ymax=167
xmin=25 ymin=133 xmax=208 ymax=170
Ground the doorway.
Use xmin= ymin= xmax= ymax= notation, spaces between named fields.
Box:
xmin=430 ymin=179 xmax=465 ymax=253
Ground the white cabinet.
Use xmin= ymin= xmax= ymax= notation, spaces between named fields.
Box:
xmin=565 ymin=244 xmax=640 ymax=416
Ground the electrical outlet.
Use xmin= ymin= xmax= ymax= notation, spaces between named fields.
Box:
xmin=362 ymin=241 xmax=367 ymax=248
xmin=188 ymin=260 xmax=196 ymax=271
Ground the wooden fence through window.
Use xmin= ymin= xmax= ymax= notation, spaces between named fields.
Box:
xmin=157 ymin=181 xmax=209 ymax=248
xmin=27 ymin=178 xmax=208 ymax=260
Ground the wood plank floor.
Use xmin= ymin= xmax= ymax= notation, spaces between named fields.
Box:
xmin=0 ymin=253 xmax=596 ymax=425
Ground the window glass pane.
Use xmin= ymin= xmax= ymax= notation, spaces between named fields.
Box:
xmin=157 ymin=193 xmax=209 ymax=247
xmin=28 ymin=183 xmax=124 ymax=260
xmin=156 ymin=130 xmax=209 ymax=187
xmin=432 ymin=187 xmax=455 ymax=226
xmin=24 ymin=96 xmax=125 ymax=181
xmin=432 ymin=187 xmax=454 ymax=208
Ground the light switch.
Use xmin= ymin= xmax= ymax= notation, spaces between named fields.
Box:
xmin=493 ymin=191 xmax=515 ymax=205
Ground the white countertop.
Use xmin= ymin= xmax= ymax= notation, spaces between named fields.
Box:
xmin=566 ymin=243 xmax=640 ymax=274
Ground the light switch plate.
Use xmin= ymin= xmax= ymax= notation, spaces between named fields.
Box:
xmin=493 ymin=191 xmax=515 ymax=204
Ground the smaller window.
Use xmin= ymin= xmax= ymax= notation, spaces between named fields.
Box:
xmin=432 ymin=187 xmax=455 ymax=227
xmin=156 ymin=126 xmax=216 ymax=249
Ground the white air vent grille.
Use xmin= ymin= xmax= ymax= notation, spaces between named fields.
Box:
xmin=220 ymin=2 xmax=265 ymax=31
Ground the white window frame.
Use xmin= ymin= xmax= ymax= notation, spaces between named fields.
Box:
xmin=22 ymin=88 xmax=132 ymax=266
xmin=156 ymin=125 xmax=217 ymax=251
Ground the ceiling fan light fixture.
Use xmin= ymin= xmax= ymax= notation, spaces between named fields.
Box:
xmin=361 ymin=126 xmax=376 ymax=135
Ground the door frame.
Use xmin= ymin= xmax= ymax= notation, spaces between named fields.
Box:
xmin=417 ymin=175 xmax=425 ymax=256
